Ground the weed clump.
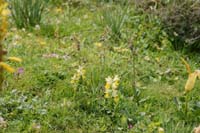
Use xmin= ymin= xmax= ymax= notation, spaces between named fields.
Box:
xmin=11 ymin=0 xmax=44 ymax=29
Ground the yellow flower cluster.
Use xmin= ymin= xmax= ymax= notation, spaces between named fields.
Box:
xmin=104 ymin=75 xmax=120 ymax=103
xmin=0 ymin=62 xmax=15 ymax=73
xmin=181 ymin=58 xmax=200 ymax=92
xmin=0 ymin=57 xmax=22 ymax=73
xmin=94 ymin=42 xmax=102 ymax=48
xmin=54 ymin=7 xmax=63 ymax=13
xmin=113 ymin=47 xmax=130 ymax=53
xmin=0 ymin=1 xmax=22 ymax=74
xmin=0 ymin=0 xmax=9 ymax=41
xmin=7 ymin=57 xmax=22 ymax=62
xmin=70 ymin=66 xmax=86 ymax=84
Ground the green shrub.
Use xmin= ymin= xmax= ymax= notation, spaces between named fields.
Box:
xmin=159 ymin=0 xmax=200 ymax=51
xmin=11 ymin=0 xmax=45 ymax=29
xmin=135 ymin=0 xmax=200 ymax=51
xmin=128 ymin=12 xmax=170 ymax=50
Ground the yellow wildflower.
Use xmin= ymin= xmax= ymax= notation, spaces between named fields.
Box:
xmin=181 ymin=57 xmax=191 ymax=74
xmin=104 ymin=89 xmax=111 ymax=98
xmin=105 ymin=76 xmax=112 ymax=89
xmin=113 ymin=47 xmax=129 ymax=53
xmin=70 ymin=75 xmax=78 ymax=84
xmin=0 ymin=17 xmax=7 ymax=40
xmin=185 ymin=72 xmax=197 ymax=92
xmin=76 ymin=66 xmax=86 ymax=79
xmin=39 ymin=41 xmax=46 ymax=46
xmin=112 ymin=83 xmax=118 ymax=90
xmin=0 ymin=62 xmax=15 ymax=73
xmin=1 ymin=8 xmax=10 ymax=17
xmin=7 ymin=57 xmax=22 ymax=62
xmin=185 ymin=70 xmax=200 ymax=92
xmin=112 ymin=75 xmax=120 ymax=89
xmin=105 ymin=76 xmax=112 ymax=84
xmin=144 ymin=56 xmax=150 ymax=61
xmin=112 ymin=89 xmax=118 ymax=97
xmin=195 ymin=70 xmax=200 ymax=79
xmin=104 ymin=75 xmax=121 ymax=103
xmin=181 ymin=58 xmax=200 ymax=92
xmin=0 ymin=18 xmax=7 ymax=33
xmin=158 ymin=127 xmax=164 ymax=133
xmin=114 ymin=96 xmax=119 ymax=103
xmin=112 ymin=89 xmax=120 ymax=103
xmin=105 ymin=82 xmax=111 ymax=90
xmin=37 ymin=39 xmax=46 ymax=46
xmin=71 ymin=66 xmax=86 ymax=87
xmin=104 ymin=92 xmax=110 ymax=98
xmin=55 ymin=7 xmax=63 ymax=13
xmin=94 ymin=42 xmax=102 ymax=48
xmin=155 ymin=57 xmax=160 ymax=63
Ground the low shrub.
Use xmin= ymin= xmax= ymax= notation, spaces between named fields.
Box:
xmin=134 ymin=0 xmax=200 ymax=51
xmin=159 ymin=0 xmax=200 ymax=51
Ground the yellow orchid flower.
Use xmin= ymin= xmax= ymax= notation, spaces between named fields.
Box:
xmin=182 ymin=58 xmax=200 ymax=92
xmin=104 ymin=75 xmax=121 ymax=103
xmin=7 ymin=57 xmax=22 ymax=62
xmin=104 ymin=93 xmax=110 ymax=98
xmin=0 ymin=62 xmax=15 ymax=73
xmin=181 ymin=57 xmax=191 ymax=74
xmin=70 ymin=65 xmax=86 ymax=91
xmin=158 ymin=127 xmax=164 ymax=133
xmin=112 ymin=75 xmax=120 ymax=89
xmin=105 ymin=82 xmax=111 ymax=90
xmin=114 ymin=96 xmax=119 ymax=103
xmin=185 ymin=72 xmax=198 ymax=92
xmin=0 ymin=1 xmax=8 ymax=41
xmin=1 ymin=8 xmax=10 ymax=17
xmin=94 ymin=42 xmax=102 ymax=48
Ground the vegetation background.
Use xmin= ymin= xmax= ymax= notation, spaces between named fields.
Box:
xmin=0 ymin=0 xmax=200 ymax=132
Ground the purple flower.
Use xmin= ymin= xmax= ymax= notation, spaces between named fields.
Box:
xmin=128 ymin=124 xmax=133 ymax=129
xmin=16 ymin=67 xmax=24 ymax=75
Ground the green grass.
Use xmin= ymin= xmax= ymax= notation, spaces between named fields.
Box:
xmin=0 ymin=1 xmax=200 ymax=132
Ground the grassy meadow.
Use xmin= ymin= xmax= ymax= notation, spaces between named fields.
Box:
xmin=0 ymin=0 xmax=200 ymax=132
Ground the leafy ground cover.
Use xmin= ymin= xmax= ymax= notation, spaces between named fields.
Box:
xmin=0 ymin=1 xmax=200 ymax=132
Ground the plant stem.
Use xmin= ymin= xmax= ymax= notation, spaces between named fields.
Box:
xmin=185 ymin=94 xmax=189 ymax=118
xmin=129 ymin=37 xmax=139 ymax=105
xmin=0 ymin=43 xmax=3 ymax=90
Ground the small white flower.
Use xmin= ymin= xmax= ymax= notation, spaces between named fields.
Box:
xmin=113 ymin=75 xmax=120 ymax=82
xmin=158 ymin=127 xmax=164 ymax=133
xmin=35 ymin=25 xmax=40 ymax=30
xmin=106 ymin=76 xmax=113 ymax=85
